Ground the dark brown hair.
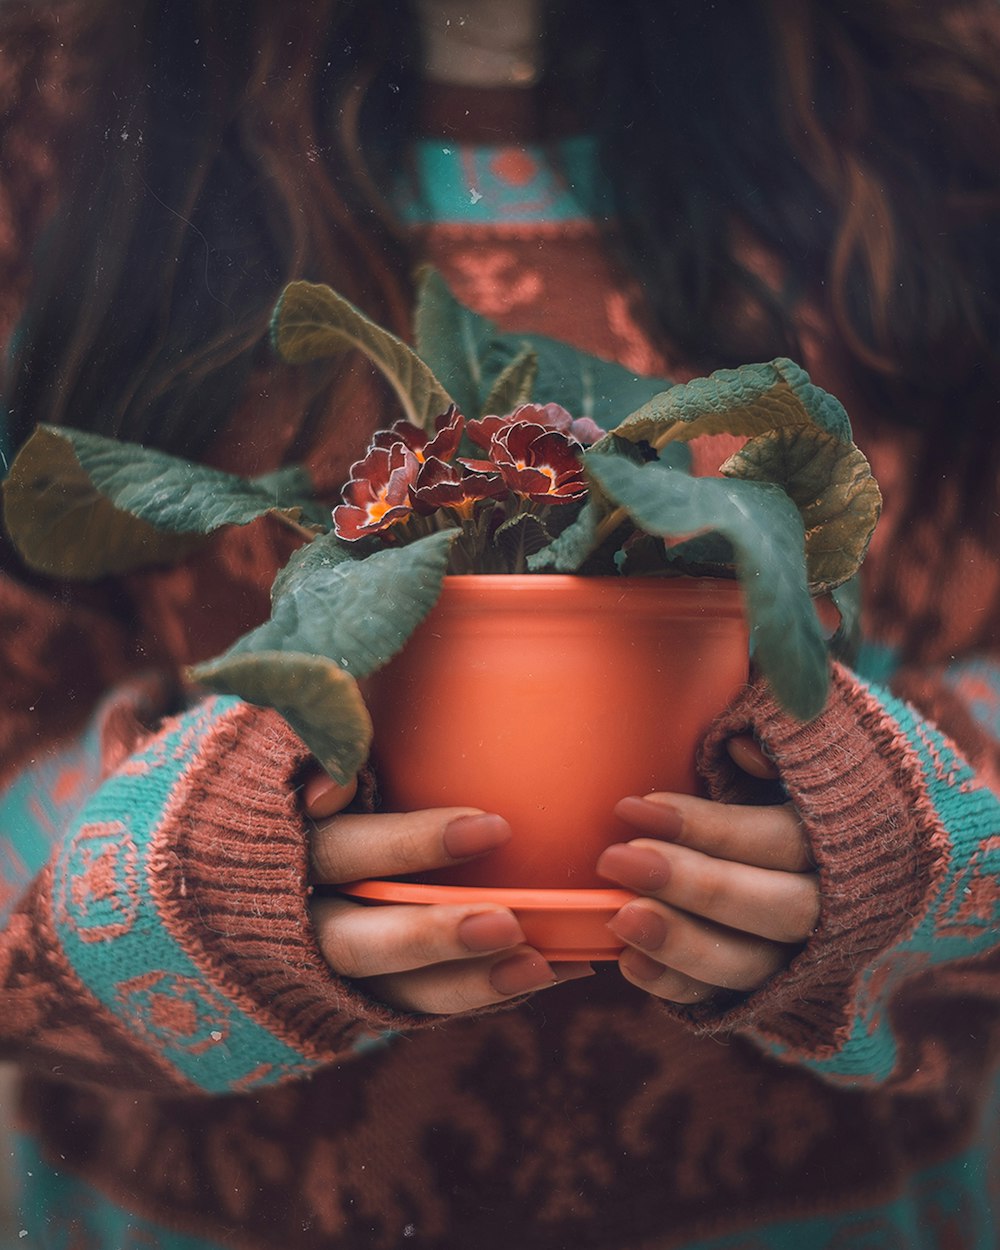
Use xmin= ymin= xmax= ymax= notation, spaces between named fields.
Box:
xmin=4 ymin=0 xmax=1000 ymax=529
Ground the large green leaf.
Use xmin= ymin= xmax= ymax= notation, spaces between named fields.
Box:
xmin=722 ymin=425 xmax=882 ymax=594
xmin=587 ymin=455 xmax=829 ymax=720
xmin=270 ymin=529 xmax=356 ymax=606
xmin=190 ymin=651 xmax=371 ymax=785
xmin=484 ymin=331 xmax=673 ymax=427
xmin=252 ymin=465 xmax=329 ymax=530
xmin=481 ymin=347 xmax=538 ymax=416
xmin=2 ymin=425 xmax=307 ymax=579
xmin=224 ymin=528 xmax=457 ymax=679
xmin=413 ymin=269 xmax=496 ymax=418
xmin=611 ymin=358 xmax=851 ymax=449
xmin=272 ymin=280 xmax=453 ymax=429
xmin=414 ymin=269 xmax=673 ymax=424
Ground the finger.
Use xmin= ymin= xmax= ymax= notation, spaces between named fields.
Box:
xmin=311 ymin=896 xmax=528 ymax=978
xmin=597 ymin=839 xmax=820 ymax=943
xmin=614 ymin=793 xmax=811 ymax=872
xmin=302 ymin=770 xmax=359 ymax=819
xmin=617 ymin=949 xmax=720 ymax=1004
xmin=310 ymin=808 xmax=511 ymax=884
xmin=726 ymin=734 xmax=780 ymax=780
xmin=362 ymin=953 xmax=594 ymax=1015
xmin=607 ymin=898 xmax=796 ymax=992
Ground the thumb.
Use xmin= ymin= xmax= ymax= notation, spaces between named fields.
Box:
xmin=302 ymin=769 xmax=359 ymax=819
xmin=726 ymin=734 xmax=780 ymax=781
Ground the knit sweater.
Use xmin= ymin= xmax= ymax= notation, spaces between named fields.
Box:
xmin=4 ymin=42 xmax=1000 ymax=1250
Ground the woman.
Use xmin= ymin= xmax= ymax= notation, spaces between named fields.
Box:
xmin=2 ymin=0 xmax=1000 ymax=1246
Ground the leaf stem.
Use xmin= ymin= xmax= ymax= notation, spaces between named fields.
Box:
xmin=272 ymin=512 xmax=319 ymax=543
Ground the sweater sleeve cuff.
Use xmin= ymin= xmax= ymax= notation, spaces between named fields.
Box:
xmin=147 ymin=699 xmax=439 ymax=1060
xmin=670 ymin=663 xmax=947 ymax=1059
xmin=49 ymin=695 xmax=438 ymax=1094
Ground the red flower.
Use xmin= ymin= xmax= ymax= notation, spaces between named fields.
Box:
xmin=468 ymin=403 xmax=603 ymax=450
xmin=410 ymin=456 xmax=506 ymax=519
xmin=333 ymin=443 xmax=420 ymax=540
xmin=372 ymin=405 xmax=465 ymax=463
xmin=489 ymin=421 xmax=587 ymax=505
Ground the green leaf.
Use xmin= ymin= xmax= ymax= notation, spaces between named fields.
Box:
xmin=414 ymin=269 xmax=673 ymax=424
xmin=828 ymin=574 xmax=863 ymax=665
xmin=527 ymin=496 xmax=602 ymax=572
xmin=225 ymin=528 xmax=457 ymax=679
xmin=483 ymin=332 xmax=673 ymax=426
xmin=492 ymin=512 xmax=552 ymax=572
xmin=252 ymin=465 xmax=329 ymax=530
xmin=721 ymin=425 xmax=882 ymax=594
xmin=587 ymin=455 xmax=828 ymax=720
xmin=660 ymin=531 xmax=737 ymax=575
xmin=413 ymin=269 xmax=496 ymax=418
xmin=612 ymin=358 xmax=852 ymax=449
xmin=2 ymin=425 xmax=306 ymax=579
xmin=190 ymin=651 xmax=371 ymax=786
xmin=272 ymin=280 xmax=453 ymax=429
xmin=270 ymin=529 xmax=355 ymax=606
xmin=481 ymin=347 xmax=538 ymax=415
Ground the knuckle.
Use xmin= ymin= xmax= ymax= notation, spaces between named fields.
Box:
xmin=308 ymin=826 xmax=343 ymax=883
xmin=310 ymin=901 xmax=359 ymax=974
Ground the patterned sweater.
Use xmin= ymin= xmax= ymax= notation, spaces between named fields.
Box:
xmin=4 ymin=42 xmax=1000 ymax=1250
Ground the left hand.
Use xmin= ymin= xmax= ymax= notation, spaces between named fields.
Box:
xmin=597 ymin=736 xmax=820 ymax=1004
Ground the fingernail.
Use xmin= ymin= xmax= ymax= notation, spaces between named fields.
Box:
xmin=457 ymin=911 xmax=524 ymax=953
xmin=490 ymin=951 xmax=556 ymax=996
xmin=553 ymin=962 xmax=595 ymax=983
xmin=597 ymin=843 xmax=671 ymax=891
xmin=615 ymin=796 xmax=683 ymax=840
xmin=303 ymin=773 xmax=358 ymax=819
xmin=443 ymin=813 xmax=512 ymax=860
xmin=607 ymin=902 xmax=668 ymax=952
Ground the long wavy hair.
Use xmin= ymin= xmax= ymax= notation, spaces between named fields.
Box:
xmin=4 ymin=0 xmax=1000 ymax=529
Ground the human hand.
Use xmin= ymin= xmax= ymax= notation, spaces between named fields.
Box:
xmin=597 ymin=736 xmax=819 ymax=1004
xmin=302 ymin=774 xmax=592 ymax=1014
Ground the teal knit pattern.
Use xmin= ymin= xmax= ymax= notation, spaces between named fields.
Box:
xmin=47 ymin=697 xmax=321 ymax=1093
xmin=0 ymin=714 xmax=107 ymax=927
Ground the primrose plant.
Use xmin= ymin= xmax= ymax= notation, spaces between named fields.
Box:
xmin=2 ymin=270 xmax=881 ymax=787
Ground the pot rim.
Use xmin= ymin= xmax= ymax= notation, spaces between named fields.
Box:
xmin=435 ymin=572 xmax=745 ymax=613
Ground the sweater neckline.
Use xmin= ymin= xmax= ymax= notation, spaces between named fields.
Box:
xmin=394 ymin=133 xmax=610 ymax=228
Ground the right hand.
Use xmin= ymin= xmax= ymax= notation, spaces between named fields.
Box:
xmin=303 ymin=774 xmax=593 ymax=1014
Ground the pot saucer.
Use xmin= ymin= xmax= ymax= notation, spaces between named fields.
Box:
xmin=339 ymin=880 xmax=635 ymax=961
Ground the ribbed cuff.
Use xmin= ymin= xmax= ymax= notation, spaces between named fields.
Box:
xmin=148 ymin=701 xmax=433 ymax=1062
xmin=674 ymin=663 xmax=947 ymax=1058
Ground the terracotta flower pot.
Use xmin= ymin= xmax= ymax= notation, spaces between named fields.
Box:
xmin=348 ymin=574 xmax=749 ymax=958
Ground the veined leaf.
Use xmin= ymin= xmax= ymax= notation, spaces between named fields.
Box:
xmin=483 ymin=332 xmax=673 ymax=426
xmin=252 ymin=465 xmax=329 ymax=530
xmin=528 ymin=496 xmax=602 ymax=572
xmin=224 ymin=528 xmax=457 ymax=679
xmin=2 ymin=425 xmax=307 ymax=579
xmin=272 ymin=280 xmax=453 ymax=430
xmin=482 ymin=347 xmax=538 ymax=415
xmin=190 ymin=651 xmax=371 ymax=785
xmin=722 ymin=425 xmax=882 ymax=594
xmin=493 ymin=512 xmax=552 ymax=572
xmin=270 ymin=528 xmax=355 ymax=606
xmin=412 ymin=269 xmax=674 ymax=424
xmin=587 ymin=455 xmax=828 ymax=720
xmin=414 ymin=269 xmax=496 ymax=418
xmin=612 ymin=358 xmax=851 ymax=449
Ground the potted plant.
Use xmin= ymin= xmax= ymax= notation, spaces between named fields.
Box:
xmin=2 ymin=271 xmax=880 ymax=957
